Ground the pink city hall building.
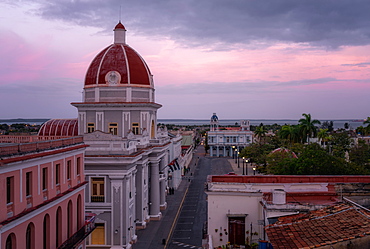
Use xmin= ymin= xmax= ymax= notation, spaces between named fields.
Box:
xmin=0 ymin=136 xmax=95 ymax=249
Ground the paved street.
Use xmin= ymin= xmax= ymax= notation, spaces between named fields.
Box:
xmin=133 ymin=146 xmax=235 ymax=249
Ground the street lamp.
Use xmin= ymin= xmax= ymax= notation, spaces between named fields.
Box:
xmin=252 ymin=166 xmax=256 ymax=175
xmin=237 ymin=152 xmax=240 ymax=168
xmin=232 ymin=146 xmax=235 ymax=159
xmin=234 ymin=148 xmax=237 ymax=163
xmin=245 ymin=159 xmax=249 ymax=175
xmin=242 ymin=157 xmax=245 ymax=175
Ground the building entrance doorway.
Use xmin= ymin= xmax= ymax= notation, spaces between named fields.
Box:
xmin=228 ymin=216 xmax=245 ymax=245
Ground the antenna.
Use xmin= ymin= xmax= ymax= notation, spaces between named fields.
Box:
xmin=119 ymin=5 xmax=122 ymax=22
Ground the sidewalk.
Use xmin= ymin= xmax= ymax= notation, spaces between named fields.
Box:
xmin=132 ymin=149 xmax=200 ymax=249
xmin=228 ymin=157 xmax=256 ymax=176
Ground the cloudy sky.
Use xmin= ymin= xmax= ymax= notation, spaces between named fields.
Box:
xmin=1 ymin=0 xmax=370 ymax=120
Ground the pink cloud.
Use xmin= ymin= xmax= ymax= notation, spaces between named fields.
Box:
xmin=0 ymin=30 xmax=90 ymax=85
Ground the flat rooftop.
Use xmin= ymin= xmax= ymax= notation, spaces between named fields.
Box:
xmin=208 ymin=175 xmax=370 ymax=184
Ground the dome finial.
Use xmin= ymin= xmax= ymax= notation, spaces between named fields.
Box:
xmin=119 ymin=5 xmax=122 ymax=22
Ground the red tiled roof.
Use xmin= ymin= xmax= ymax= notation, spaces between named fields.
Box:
xmin=270 ymin=147 xmax=298 ymax=159
xmin=209 ymin=175 xmax=370 ymax=184
xmin=84 ymin=44 xmax=152 ymax=87
xmin=266 ymin=203 xmax=370 ymax=248
xmin=38 ymin=119 xmax=78 ymax=136
xmin=224 ymin=127 xmax=240 ymax=131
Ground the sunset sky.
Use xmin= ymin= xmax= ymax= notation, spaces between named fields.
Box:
xmin=1 ymin=0 xmax=370 ymax=120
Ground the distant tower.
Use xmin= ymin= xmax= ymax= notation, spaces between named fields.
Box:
xmin=240 ymin=120 xmax=250 ymax=131
xmin=210 ymin=113 xmax=219 ymax=131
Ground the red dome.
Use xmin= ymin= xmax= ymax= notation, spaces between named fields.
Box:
xmin=38 ymin=119 xmax=78 ymax=136
xmin=84 ymin=44 xmax=152 ymax=87
xmin=115 ymin=22 xmax=126 ymax=30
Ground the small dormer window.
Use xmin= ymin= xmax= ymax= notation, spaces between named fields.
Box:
xmin=108 ymin=123 xmax=118 ymax=135
xmin=87 ymin=123 xmax=95 ymax=133
xmin=132 ymin=123 xmax=140 ymax=135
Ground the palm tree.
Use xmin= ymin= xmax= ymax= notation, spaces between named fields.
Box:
xmin=364 ymin=117 xmax=370 ymax=135
xmin=317 ymin=128 xmax=329 ymax=145
xmin=364 ymin=117 xmax=370 ymax=127
xmin=254 ymin=124 xmax=267 ymax=144
xmin=279 ymin=125 xmax=300 ymax=146
xmin=298 ymin=113 xmax=321 ymax=144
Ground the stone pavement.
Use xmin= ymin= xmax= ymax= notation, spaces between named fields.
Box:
xmin=228 ymin=157 xmax=257 ymax=176
xmin=132 ymin=148 xmax=201 ymax=249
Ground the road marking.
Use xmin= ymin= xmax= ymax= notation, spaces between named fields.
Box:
xmin=172 ymin=241 xmax=202 ymax=249
xmin=165 ymin=187 xmax=189 ymax=249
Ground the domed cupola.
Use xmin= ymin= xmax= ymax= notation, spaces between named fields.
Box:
xmin=211 ymin=113 xmax=218 ymax=122
xmin=210 ymin=113 xmax=219 ymax=131
xmin=83 ymin=22 xmax=155 ymax=103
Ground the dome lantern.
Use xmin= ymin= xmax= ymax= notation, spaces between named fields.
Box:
xmin=114 ymin=21 xmax=126 ymax=44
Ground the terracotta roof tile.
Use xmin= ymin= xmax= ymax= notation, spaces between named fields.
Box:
xmin=266 ymin=203 xmax=370 ymax=248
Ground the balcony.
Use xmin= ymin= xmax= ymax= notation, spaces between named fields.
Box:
xmin=57 ymin=213 xmax=96 ymax=249
xmin=26 ymin=196 xmax=33 ymax=209
xmin=6 ymin=203 xmax=14 ymax=218
xmin=91 ymin=196 xmax=105 ymax=202
xmin=0 ymin=136 xmax=84 ymax=157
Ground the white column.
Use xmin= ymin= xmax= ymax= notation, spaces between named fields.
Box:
xmin=159 ymin=159 xmax=167 ymax=209
xmin=160 ymin=179 xmax=166 ymax=209
xmin=135 ymin=163 xmax=147 ymax=228
xmin=149 ymin=161 xmax=161 ymax=219
xmin=111 ymin=178 xmax=123 ymax=246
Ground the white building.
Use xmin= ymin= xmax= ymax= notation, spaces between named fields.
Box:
xmin=68 ymin=22 xmax=182 ymax=248
xmin=207 ymin=113 xmax=253 ymax=157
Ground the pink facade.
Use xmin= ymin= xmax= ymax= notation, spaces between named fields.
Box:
xmin=0 ymin=137 xmax=90 ymax=249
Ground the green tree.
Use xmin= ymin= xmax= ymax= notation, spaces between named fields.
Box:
xmin=317 ymin=128 xmax=329 ymax=145
xmin=298 ymin=113 xmax=321 ymax=144
xmin=330 ymin=131 xmax=352 ymax=158
xmin=363 ymin=117 xmax=370 ymax=135
xmin=254 ymin=124 xmax=268 ymax=144
xmin=240 ymin=143 xmax=276 ymax=173
xmin=0 ymin=124 xmax=9 ymax=131
xmin=265 ymin=143 xmax=369 ymax=175
xmin=364 ymin=117 xmax=370 ymax=127
xmin=349 ymin=140 xmax=370 ymax=170
xmin=266 ymin=149 xmax=299 ymax=174
xmin=279 ymin=125 xmax=301 ymax=146
xmin=321 ymin=121 xmax=334 ymax=132
xmin=204 ymin=133 xmax=210 ymax=153
xmin=356 ymin=126 xmax=367 ymax=136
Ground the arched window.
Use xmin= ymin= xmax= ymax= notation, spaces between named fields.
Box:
xmin=56 ymin=207 xmax=62 ymax=247
xmin=77 ymin=194 xmax=82 ymax=230
xmin=6 ymin=233 xmax=16 ymax=249
xmin=67 ymin=201 xmax=73 ymax=237
xmin=43 ymin=214 xmax=50 ymax=249
xmin=26 ymin=222 xmax=35 ymax=249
